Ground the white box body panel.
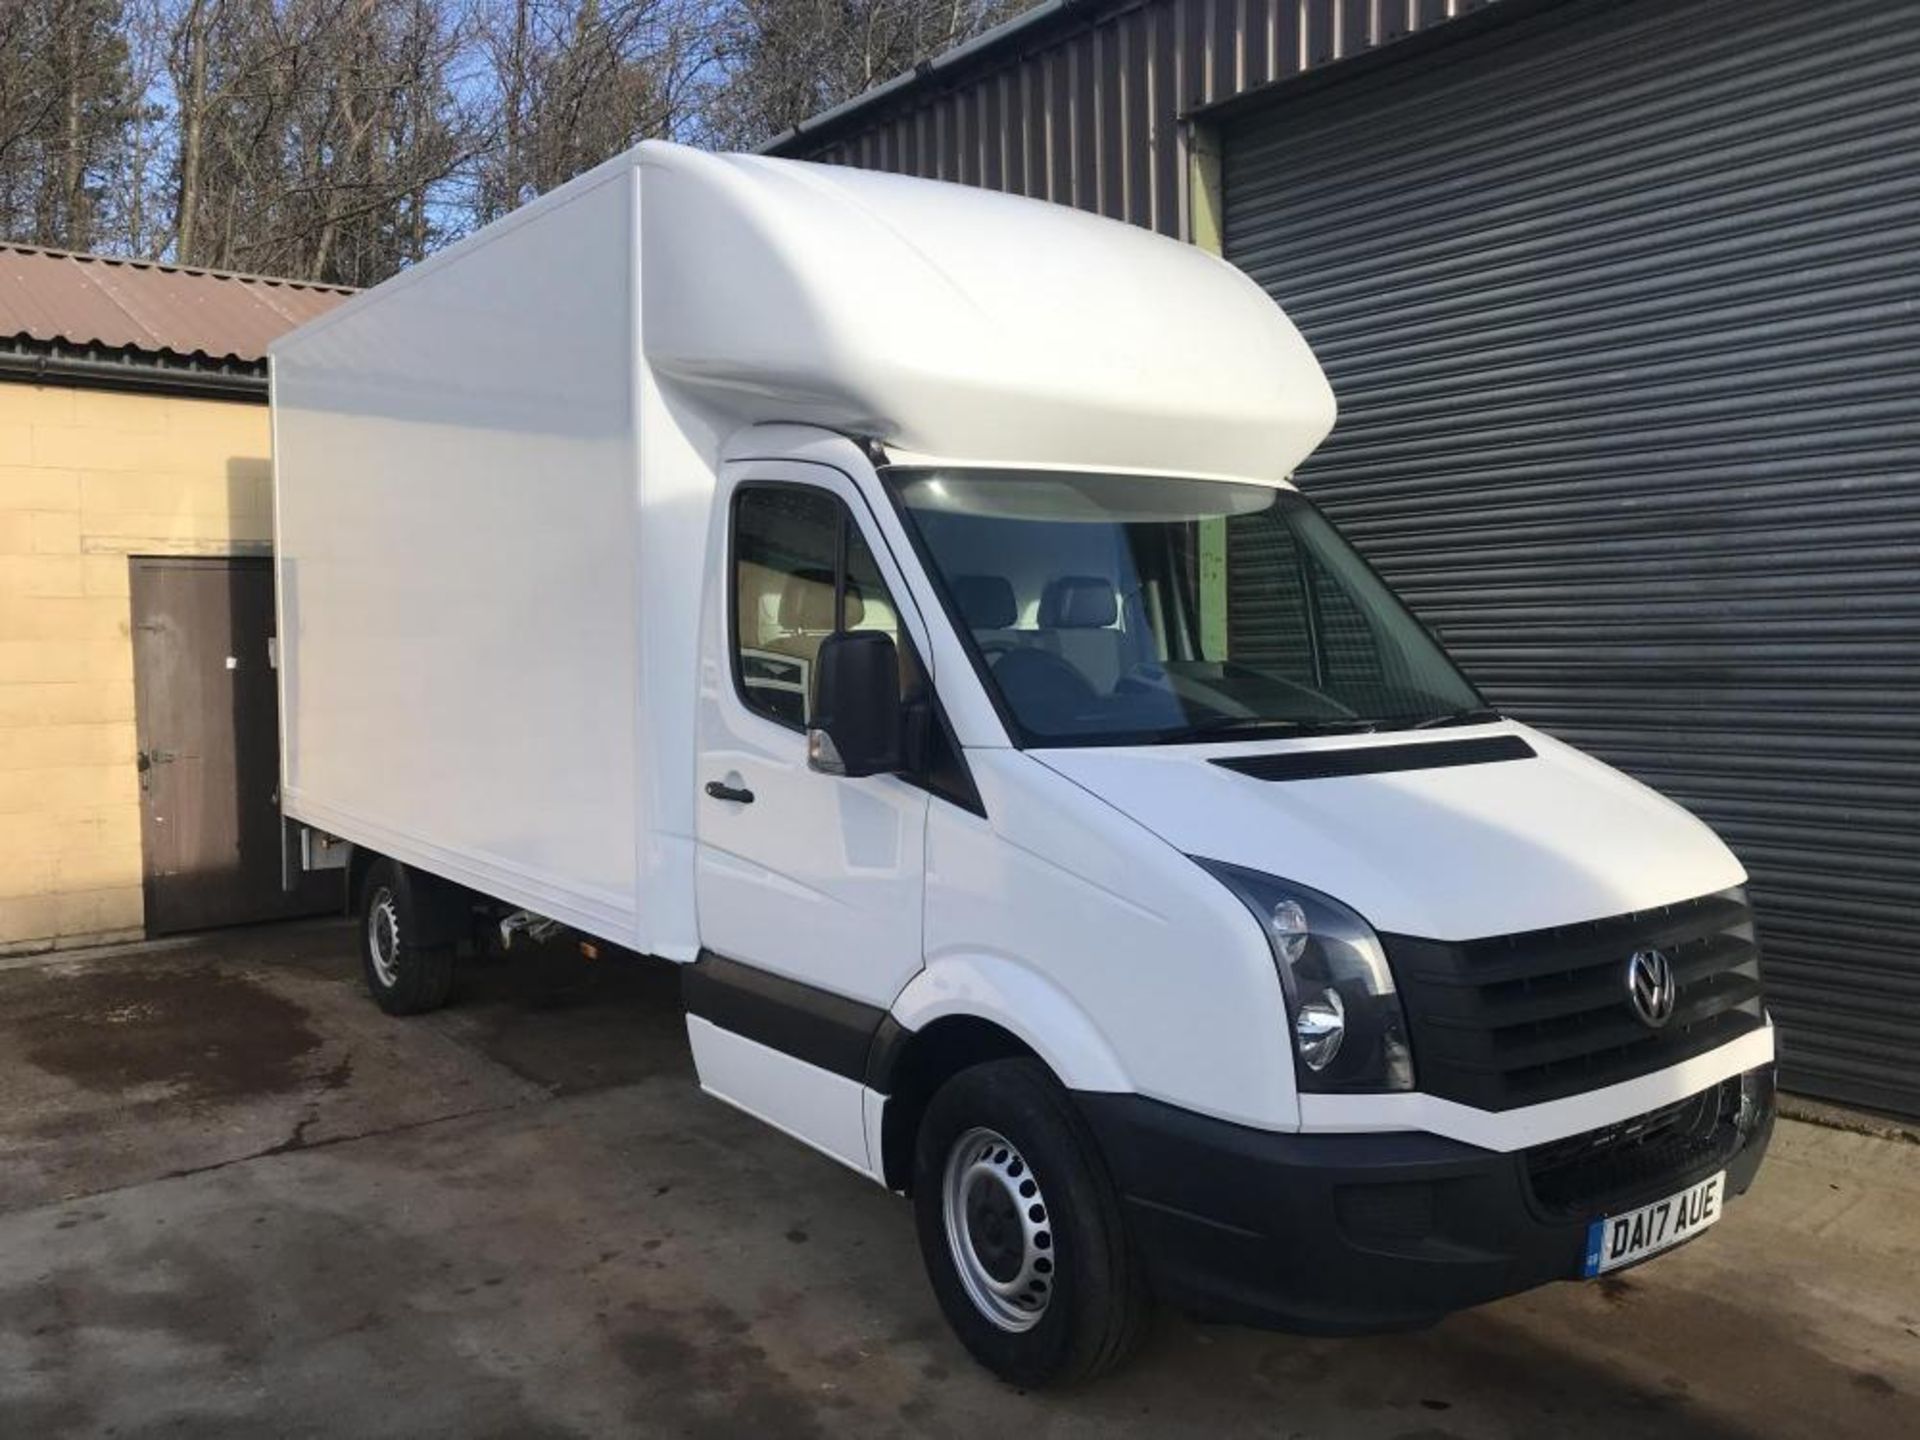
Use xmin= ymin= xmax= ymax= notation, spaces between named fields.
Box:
xmin=274 ymin=168 xmax=653 ymax=945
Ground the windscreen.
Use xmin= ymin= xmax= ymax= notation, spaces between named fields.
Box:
xmin=886 ymin=468 xmax=1490 ymax=747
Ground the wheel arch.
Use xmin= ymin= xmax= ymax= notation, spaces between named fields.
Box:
xmin=346 ymin=844 xmax=378 ymax=912
xmin=874 ymin=957 xmax=1132 ymax=1192
xmin=350 ymin=850 xmax=473 ymax=948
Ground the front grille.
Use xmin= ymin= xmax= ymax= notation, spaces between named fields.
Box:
xmin=1386 ymin=888 xmax=1764 ymax=1111
xmin=1525 ymin=1079 xmax=1741 ymax=1218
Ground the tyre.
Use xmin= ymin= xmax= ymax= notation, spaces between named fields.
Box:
xmin=357 ymin=858 xmax=457 ymax=1015
xmin=912 ymin=1058 xmax=1150 ymax=1387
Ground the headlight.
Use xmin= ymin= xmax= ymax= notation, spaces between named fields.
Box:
xmin=1194 ymin=858 xmax=1415 ymax=1093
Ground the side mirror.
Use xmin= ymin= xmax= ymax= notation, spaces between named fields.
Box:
xmin=808 ymin=631 xmax=904 ymax=778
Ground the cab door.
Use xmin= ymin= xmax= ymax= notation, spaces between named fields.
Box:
xmin=689 ymin=462 xmax=933 ymax=1175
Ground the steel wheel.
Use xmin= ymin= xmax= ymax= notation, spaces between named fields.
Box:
xmin=941 ymin=1126 xmax=1056 ymax=1332
xmin=366 ymin=884 xmax=401 ymax=989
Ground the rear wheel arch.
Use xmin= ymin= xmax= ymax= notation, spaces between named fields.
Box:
xmin=349 ymin=851 xmax=471 ymax=948
xmin=347 ymin=843 xmax=377 ymax=915
xmin=356 ymin=856 xmax=456 ymax=1015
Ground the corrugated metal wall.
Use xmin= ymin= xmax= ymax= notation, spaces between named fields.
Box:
xmin=1223 ymin=0 xmax=1920 ymax=1117
xmin=775 ymin=0 xmax=1507 ymax=237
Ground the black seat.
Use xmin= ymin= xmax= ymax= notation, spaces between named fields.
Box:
xmin=952 ymin=572 xmax=1030 ymax=655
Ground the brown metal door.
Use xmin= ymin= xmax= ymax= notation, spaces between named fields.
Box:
xmin=130 ymin=557 xmax=341 ymax=934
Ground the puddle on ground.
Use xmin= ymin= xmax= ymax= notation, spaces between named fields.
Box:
xmin=6 ymin=961 xmax=326 ymax=1104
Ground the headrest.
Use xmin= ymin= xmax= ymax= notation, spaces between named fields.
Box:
xmin=951 ymin=574 xmax=1017 ymax=630
xmin=778 ymin=568 xmax=863 ymax=630
xmin=1039 ymin=575 xmax=1118 ymax=629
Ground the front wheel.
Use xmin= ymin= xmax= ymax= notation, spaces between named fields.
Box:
xmin=357 ymin=859 xmax=456 ymax=1016
xmin=912 ymin=1058 xmax=1150 ymax=1386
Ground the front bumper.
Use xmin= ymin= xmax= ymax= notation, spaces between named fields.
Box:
xmin=1077 ymin=1064 xmax=1775 ymax=1334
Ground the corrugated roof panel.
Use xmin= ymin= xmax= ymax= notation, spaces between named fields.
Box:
xmin=0 ymin=245 xmax=353 ymax=364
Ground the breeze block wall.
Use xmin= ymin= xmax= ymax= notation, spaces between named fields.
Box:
xmin=0 ymin=380 xmax=272 ymax=952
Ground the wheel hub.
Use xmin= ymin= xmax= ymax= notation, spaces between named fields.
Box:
xmin=941 ymin=1127 xmax=1055 ymax=1332
xmin=366 ymin=886 xmax=401 ymax=988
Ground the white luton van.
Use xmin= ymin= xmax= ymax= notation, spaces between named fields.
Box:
xmin=272 ymin=140 xmax=1775 ymax=1385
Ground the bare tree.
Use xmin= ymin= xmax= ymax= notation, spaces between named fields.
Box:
xmin=156 ymin=0 xmax=480 ymax=283
xmin=0 ymin=0 xmax=136 ymax=251
xmin=96 ymin=0 xmax=171 ymax=255
xmin=470 ymin=0 xmax=719 ymax=225
xmin=702 ymin=0 xmax=1032 ymax=152
xmin=0 ymin=0 xmax=1033 ymax=280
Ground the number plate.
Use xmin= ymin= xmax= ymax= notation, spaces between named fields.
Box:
xmin=1582 ymin=1171 xmax=1725 ymax=1277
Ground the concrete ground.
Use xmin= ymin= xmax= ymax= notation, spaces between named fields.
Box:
xmin=0 ymin=923 xmax=1915 ymax=1439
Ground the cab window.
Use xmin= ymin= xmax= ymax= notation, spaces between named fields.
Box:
xmin=731 ymin=484 xmax=919 ymax=729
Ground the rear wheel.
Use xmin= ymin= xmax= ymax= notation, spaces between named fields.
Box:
xmin=357 ymin=859 xmax=456 ymax=1015
xmin=912 ymin=1058 xmax=1150 ymax=1386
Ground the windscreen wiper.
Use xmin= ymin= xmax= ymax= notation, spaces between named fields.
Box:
xmin=1407 ymin=706 xmax=1503 ymax=730
xmin=1151 ymin=715 xmax=1378 ymax=745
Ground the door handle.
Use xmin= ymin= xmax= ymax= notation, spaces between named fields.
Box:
xmin=704 ymin=780 xmax=755 ymax=805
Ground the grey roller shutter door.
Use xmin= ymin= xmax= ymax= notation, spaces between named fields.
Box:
xmin=1222 ymin=0 xmax=1920 ymax=1118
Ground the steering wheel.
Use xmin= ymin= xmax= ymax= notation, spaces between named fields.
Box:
xmin=1113 ymin=661 xmax=1171 ymax=695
